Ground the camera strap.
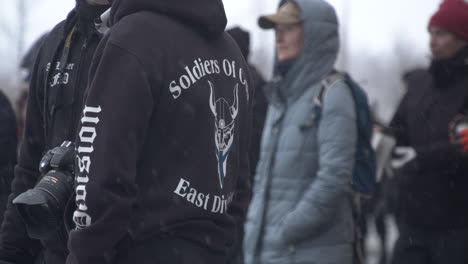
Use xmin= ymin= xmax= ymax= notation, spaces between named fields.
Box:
xmin=44 ymin=26 xmax=77 ymax=148
xmin=47 ymin=26 xmax=76 ymax=118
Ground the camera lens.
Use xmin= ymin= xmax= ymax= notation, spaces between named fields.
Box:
xmin=14 ymin=190 xmax=61 ymax=239
xmin=13 ymin=142 xmax=76 ymax=240
xmin=23 ymin=203 xmax=57 ymax=228
xmin=13 ymin=170 xmax=74 ymax=239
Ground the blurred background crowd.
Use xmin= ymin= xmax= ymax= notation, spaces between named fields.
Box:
xmin=0 ymin=1 xmax=465 ymax=264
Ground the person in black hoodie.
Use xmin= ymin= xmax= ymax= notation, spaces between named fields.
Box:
xmin=0 ymin=90 xmax=16 ymax=227
xmin=390 ymin=0 xmax=468 ymax=263
xmin=67 ymin=0 xmax=253 ymax=263
xmin=0 ymin=1 xmax=110 ymax=263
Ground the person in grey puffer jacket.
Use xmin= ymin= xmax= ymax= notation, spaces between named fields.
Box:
xmin=243 ymin=1 xmax=357 ymax=263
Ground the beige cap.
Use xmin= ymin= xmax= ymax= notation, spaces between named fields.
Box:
xmin=258 ymin=1 xmax=302 ymax=29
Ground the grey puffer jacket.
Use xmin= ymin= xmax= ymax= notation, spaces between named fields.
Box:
xmin=243 ymin=0 xmax=357 ymax=263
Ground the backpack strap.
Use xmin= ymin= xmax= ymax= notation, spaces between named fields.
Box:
xmin=315 ymin=71 xmax=346 ymax=107
xmin=300 ymin=72 xmax=346 ymax=131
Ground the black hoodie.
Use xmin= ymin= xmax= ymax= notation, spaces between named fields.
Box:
xmin=67 ymin=0 xmax=253 ymax=263
xmin=0 ymin=2 xmax=109 ymax=264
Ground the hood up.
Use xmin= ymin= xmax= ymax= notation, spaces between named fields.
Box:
xmin=110 ymin=0 xmax=227 ymax=38
xmin=269 ymin=0 xmax=340 ymax=104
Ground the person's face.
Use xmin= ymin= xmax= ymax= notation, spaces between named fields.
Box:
xmin=86 ymin=0 xmax=110 ymax=5
xmin=429 ymin=27 xmax=468 ymax=60
xmin=275 ymin=23 xmax=304 ymax=62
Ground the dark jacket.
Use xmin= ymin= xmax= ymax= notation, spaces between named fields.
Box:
xmin=0 ymin=90 xmax=16 ymax=226
xmin=0 ymin=2 xmax=109 ymax=264
xmin=67 ymin=0 xmax=253 ymax=263
xmin=226 ymin=27 xmax=267 ymax=264
xmin=248 ymin=67 xmax=267 ymax=177
xmin=226 ymin=27 xmax=267 ymax=183
xmin=390 ymin=47 xmax=468 ymax=229
xmin=21 ymin=33 xmax=49 ymax=82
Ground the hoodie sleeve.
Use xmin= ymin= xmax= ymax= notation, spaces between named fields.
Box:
xmin=280 ymin=81 xmax=357 ymax=244
xmin=413 ymin=141 xmax=468 ymax=168
xmin=67 ymin=41 xmax=154 ymax=264
xmin=0 ymin=46 xmax=44 ymax=263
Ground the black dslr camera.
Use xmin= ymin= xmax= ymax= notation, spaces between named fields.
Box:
xmin=13 ymin=141 xmax=75 ymax=239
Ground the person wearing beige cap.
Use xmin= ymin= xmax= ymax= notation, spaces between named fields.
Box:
xmin=243 ymin=0 xmax=357 ymax=264
xmin=259 ymin=1 xmax=304 ymax=67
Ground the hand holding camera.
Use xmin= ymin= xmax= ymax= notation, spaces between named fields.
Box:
xmin=12 ymin=141 xmax=75 ymax=239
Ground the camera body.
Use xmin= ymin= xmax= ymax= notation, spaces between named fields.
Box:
xmin=453 ymin=118 xmax=468 ymax=134
xmin=13 ymin=141 xmax=75 ymax=239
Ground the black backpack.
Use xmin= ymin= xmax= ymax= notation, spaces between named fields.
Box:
xmin=313 ymin=72 xmax=377 ymax=197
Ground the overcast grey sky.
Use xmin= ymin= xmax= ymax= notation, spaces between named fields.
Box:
xmin=19 ymin=0 xmax=440 ymax=70
xmin=1 ymin=0 xmax=442 ymax=121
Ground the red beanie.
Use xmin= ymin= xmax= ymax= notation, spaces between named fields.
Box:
xmin=429 ymin=0 xmax=468 ymax=41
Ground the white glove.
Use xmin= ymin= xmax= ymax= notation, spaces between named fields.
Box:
xmin=391 ymin=147 xmax=417 ymax=169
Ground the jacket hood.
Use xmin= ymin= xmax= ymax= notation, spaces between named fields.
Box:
xmin=269 ymin=0 xmax=340 ymax=103
xmin=110 ymin=0 xmax=228 ymax=38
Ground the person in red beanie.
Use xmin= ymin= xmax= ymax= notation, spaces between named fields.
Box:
xmin=389 ymin=0 xmax=468 ymax=263
xmin=427 ymin=0 xmax=468 ymax=62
